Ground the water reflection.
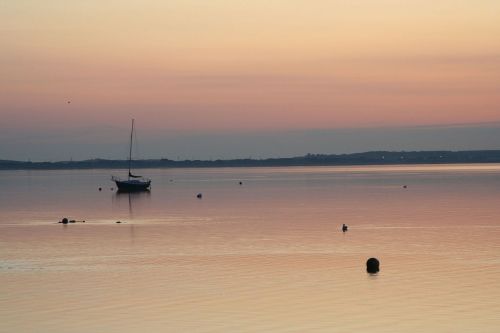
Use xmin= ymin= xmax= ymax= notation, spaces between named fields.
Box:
xmin=2 ymin=166 xmax=500 ymax=332
xmin=112 ymin=190 xmax=151 ymax=218
xmin=112 ymin=191 xmax=152 ymax=245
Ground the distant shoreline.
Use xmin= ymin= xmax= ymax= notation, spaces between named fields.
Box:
xmin=2 ymin=150 xmax=500 ymax=170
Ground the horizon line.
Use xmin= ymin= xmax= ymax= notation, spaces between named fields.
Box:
xmin=2 ymin=149 xmax=500 ymax=164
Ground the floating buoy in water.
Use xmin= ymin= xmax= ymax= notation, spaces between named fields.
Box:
xmin=98 ymin=187 xmax=102 ymax=191
xmin=403 ymin=185 xmax=407 ymax=189
xmin=116 ymin=221 xmax=122 ymax=224
xmin=342 ymin=224 xmax=348 ymax=232
xmin=61 ymin=218 xmax=69 ymax=224
xmin=239 ymin=181 xmax=243 ymax=185
xmin=196 ymin=193 xmax=202 ymax=199
xmin=366 ymin=258 xmax=380 ymax=273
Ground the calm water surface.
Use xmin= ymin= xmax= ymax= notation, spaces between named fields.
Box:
xmin=1 ymin=165 xmax=500 ymax=332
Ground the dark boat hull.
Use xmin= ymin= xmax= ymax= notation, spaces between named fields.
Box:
xmin=114 ymin=179 xmax=151 ymax=192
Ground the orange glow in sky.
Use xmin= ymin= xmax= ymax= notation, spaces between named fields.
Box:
xmin=1 ymin=0 xmax=500 ymax=132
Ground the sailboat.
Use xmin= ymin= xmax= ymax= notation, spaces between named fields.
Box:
xmin=112 ymin=119 xmax=151 ymax=191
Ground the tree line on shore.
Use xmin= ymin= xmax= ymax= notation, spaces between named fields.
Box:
xmin=1 ymin=150 xmax=500 ymax=170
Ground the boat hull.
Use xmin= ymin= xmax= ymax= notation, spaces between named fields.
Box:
xmin=114 ymin=179 xmax=151 ymax=192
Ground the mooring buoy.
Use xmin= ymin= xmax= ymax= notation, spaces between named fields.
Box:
xmin=366 ymin=258 xmax=380 ymax=273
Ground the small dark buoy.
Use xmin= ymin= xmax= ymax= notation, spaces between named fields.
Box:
xmin=239 ymin=181 xmax=242 ymax=185
xmin=342 ymin=224 xmax=348 ymax=232
xmin=67 ymin=101 xmax=71 ymax=104
xmin=403 ymin=185 xmax=407 ymax=189
xmin=98 ymin=187 xmax=102 ymax=191
xmin=366 ymin=258 xmax=380 ymax=274
xmin=116 ymin=221 xmax=122 ymax=224
xmin=196 ymin=193 xmax=202 ymax=199
xmin=61 ymin=218 xmax=69 ymax=224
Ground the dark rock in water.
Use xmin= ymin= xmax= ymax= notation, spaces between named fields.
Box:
xmin=61 ymin=218 xmax=69 ymax=224
xmin=196 ymin=193 xmax=203 ymax=199
xmin=366 ymin=258 xmax=380 ymax=273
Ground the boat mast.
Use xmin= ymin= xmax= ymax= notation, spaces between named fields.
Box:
xmin=128 ymin=119 xmax=134 ymax=180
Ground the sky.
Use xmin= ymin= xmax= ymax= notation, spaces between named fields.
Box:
xmin=1 ymin=0 xmax=499 ymax=161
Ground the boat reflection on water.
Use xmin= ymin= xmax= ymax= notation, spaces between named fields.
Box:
xmin=112 ymin=190 xmax=151 ymax=218
xmin=112 ymin=190 xmax=152 ymax=244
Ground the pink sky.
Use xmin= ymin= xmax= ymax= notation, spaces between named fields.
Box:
xmin=1 ymin=1 xmax=500 ymax=159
